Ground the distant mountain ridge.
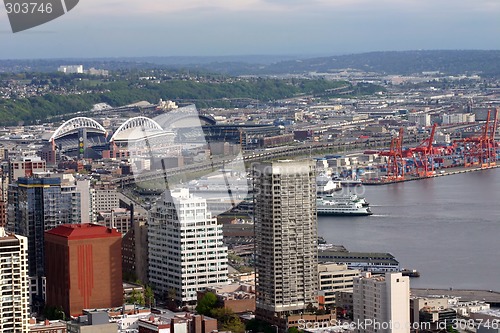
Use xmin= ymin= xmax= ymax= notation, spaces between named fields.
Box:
xmin=188 ymin=50 xmax=500 ymax=76
xmin=260 ymin=50 xmax=500 ymax=76
xmin=1 ymin=50 xmax=500 ymax=76
xmin=116 ymin=50 xmax=500 ymax=77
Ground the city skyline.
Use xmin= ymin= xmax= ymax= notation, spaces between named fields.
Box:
xmin=0 ymin=0 xmax=499 ymax=59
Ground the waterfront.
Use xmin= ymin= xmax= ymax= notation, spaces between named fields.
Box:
xmin=318 ymin=168 xmax=500 ymax=291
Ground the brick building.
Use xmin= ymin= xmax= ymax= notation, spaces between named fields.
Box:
xmin=197 ymin=284 xmax=256 ymax=314
xmin=28 ymin=319 xmax=67 ymax=333
xmin=44 ymin=224 xmax=123 ymax=317
xmin=138 ymin=313 xmax=217 ymax=333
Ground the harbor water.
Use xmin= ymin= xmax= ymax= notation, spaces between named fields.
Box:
xmin=318 ymin=168 xmax=500 ymax=291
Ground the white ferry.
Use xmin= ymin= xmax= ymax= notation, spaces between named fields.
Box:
xmin=317 ymin=195 xmax=372 ymax=216
xmin=321 ymin=193 xmax=369 ymax=207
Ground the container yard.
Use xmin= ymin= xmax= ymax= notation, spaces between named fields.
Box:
xmin=357 ymin=108 xmax=500 ymax=185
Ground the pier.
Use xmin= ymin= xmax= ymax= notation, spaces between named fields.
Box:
xmin=363 ymin=164 xmax=500 ymax=185
xmin=411 ymin=288 xmax=500 ymax=307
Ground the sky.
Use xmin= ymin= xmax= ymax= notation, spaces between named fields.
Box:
xmin=0 ymin=0 xmax=500 ymax=59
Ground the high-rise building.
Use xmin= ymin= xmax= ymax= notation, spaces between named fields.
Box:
xmin=76 ymin=179 xmax=92 ymax=224
xmin=148 ymin=188 xmax=228 ymax=305
xmin=90 ymin=181 xmax=119 ymax=222
xmin=353 ymin=272 xmax=410 ymax=333
xmin=408 ymin=113 xmax=431 ymax=127
xmin=122 ymin=217 xmax=149 ymax=284
xmin=97 ymin=207 xmax=146 ymax=234
xmin=253 ymin=160 xmax=318 ymax=325
xmin=44 ymin=224 xmax=123 ymax=317
xmin=7 ymin=175 xmax=81 ymax=305
xmin=9 ymin=156 xmax=47 ymax=182
xmin=57 ymin=65 xmax=83 ymax=74
xmin=0 ymin=167 xmax=7 ymax=227
xmin=0 ymin=227 xmax=30 ymax=332
xmin=318 ymin=263 xmax=360 ymax=308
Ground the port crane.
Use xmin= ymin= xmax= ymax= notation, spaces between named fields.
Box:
xmin=454 ymin=108 xmax=498 ymax=168
xmin=378 ymin=127 xmax=405 ymax=181
xmin=405 ymin=123 xmax=439 ymax=177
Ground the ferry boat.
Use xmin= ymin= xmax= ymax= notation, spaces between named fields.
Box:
xmin=401 ymin=269 xmax=420 ymax=278
xmin=321 ymin=193 xmax=370 ymax=207
xmin=317 ymin=195 xmax=372 ymax=216
xmin=338 ymin=179 xmax=363 ymax=187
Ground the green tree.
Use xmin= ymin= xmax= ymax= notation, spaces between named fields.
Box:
xmin=245 ymin=318 xmax=275 ymax=333
xmin=211 ymin=307 xmax=245 ymax=333
xmin=195 ymin=292 xmax=218 ymax=315
xmin=44 ymin=305 xmax=66 ymax=320
xmin=288 ymin=327 xmax=300 ymax=333
xmin=126 ymin=289 xmax=145 ymax=306
xmin=221 ymin=317 xmax=245 ymax=333
xmin=166 ymin=288 xmax=179 ymax=310
xmin=305 ymin=302 xmax=317 ymax=314
xmin=210 ymin=307 xmax=234 ymax=322
xmin=145 ymin=285 xmax=154 ymax=307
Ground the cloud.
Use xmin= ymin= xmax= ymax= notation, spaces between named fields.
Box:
xmin=69 ymin=0 xmax=500 ymax=19
xmin=74 ymin=0 xmax=260 ymax=16
xmin=1 ymin=0 xmax=499 ymax=59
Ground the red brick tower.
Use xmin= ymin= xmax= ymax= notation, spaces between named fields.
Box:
xmin=45 ymin=224 xmax=122 ymax=317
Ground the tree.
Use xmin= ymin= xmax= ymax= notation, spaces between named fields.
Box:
xmin=210 ymin=307 xmax=234 ymax=322
xmin=144 ymin=285 xmax=154 ymax=308
xmin=305 ymin=302 xmax=317 ymax=314
xmin=195 ymin=292 xmax=217 ymax=315
xmin=288 ymin=327 xmax=300 ymax=333
xmin=221 ymin=317 xmax=245 ymax=333
xmin=245 ymin=318 xmax=275 ymax=333
xmin=44 ymin=305 xmax=66 ymax=320
xmin=211 ymin=307 xmax=245 ymax=333
xmin=126 ymin=289 xmax=145 ymax=306
xmin=166 ymin=288 xmax=179 ymax=310
xmin=315 ymin=308 xmax=326 ymax=315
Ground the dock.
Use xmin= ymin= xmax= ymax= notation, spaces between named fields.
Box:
xmin=411 ymin=288 xmax=500 ymax=307
xmin=363 ymin=164 xmax=500 ymax=185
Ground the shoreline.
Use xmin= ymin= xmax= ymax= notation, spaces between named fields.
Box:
xmin=362 ymin=164 xmax=500 ymax=185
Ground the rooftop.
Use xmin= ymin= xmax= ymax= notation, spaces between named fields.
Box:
xmin=411 ymin=288 xmax=500 ymax=305
xmin=46 ymin=223 xmax=121 ymax=240
xmin=0 ymin=227 xmax=18 ymax=241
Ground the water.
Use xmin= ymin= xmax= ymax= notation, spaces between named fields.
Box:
xmin=318 ymin=168 xmax=500 ymax=291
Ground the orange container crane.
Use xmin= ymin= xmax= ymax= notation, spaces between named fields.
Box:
xmin=379 ymin=128 xmax=405 ymax=181
xmin=455 ymin=108 xmax=498 ymax=168
xmin=406 ymin=123 xmax=439 ymax=177
xmin=485 ymin=108 xmax=498 ymax=167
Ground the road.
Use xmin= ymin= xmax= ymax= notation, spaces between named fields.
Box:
xmin=114 ymin=133 xmax=429 ymax=186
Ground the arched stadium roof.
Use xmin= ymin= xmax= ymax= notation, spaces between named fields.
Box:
xmin=110 ymin=116 xmax=163 ymax=142
xmin=49 ymin=117 xmax=107 ymax=142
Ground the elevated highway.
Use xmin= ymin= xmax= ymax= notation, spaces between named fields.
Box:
xmin=113 ymin=133 xmax=428 ymax=186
